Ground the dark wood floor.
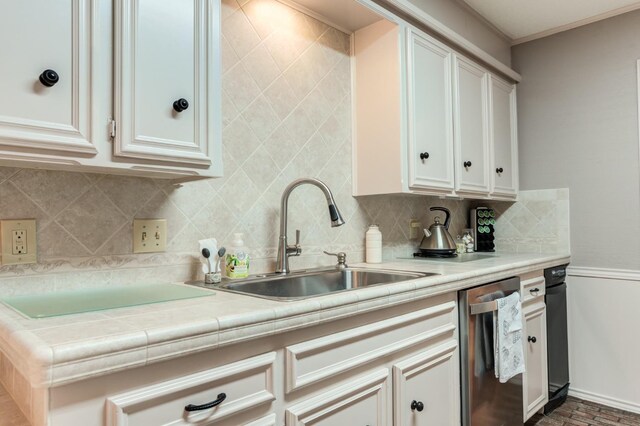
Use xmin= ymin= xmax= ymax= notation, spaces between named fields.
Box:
xmin=526 ymin=397 xmax=640 ymax=425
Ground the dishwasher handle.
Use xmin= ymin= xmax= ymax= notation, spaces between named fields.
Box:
xmin=469 ymin=300 xmax=498 ymax=315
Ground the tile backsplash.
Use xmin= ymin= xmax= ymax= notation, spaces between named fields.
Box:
xmin=0 ymin=0 xmax=447 ymax=291
xmin=487 ymin=188 xmax=570 ymax=254
xmin=0 ymin=0 xmax=570 ymax=293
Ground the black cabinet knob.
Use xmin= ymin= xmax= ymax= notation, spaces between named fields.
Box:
xmin=464 ymin=161 xmax=472 ymax=168
xmin=496 ymin=167 xmax=504 ymax=174
xmin=39 ymin=69 xmax=59 ymax=87
xmin=184 ymin=392 xmax=226 ymax=412
xmin=173 ymin=98 xmax=189 ymax=112
xmin=528 ymin=336 xmax=537 ymax=343
xmin=419 ymin=152 xmax=429 ymax=160
xmin=410 ymin=400 xmax=424 ymax=412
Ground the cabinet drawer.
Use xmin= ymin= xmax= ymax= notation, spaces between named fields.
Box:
xmin=106 ymin=352 xmax=276 ymax=426
xmin=285 ymin=369 xmax=391 ymax=426
xmin=285 ymin=299 xmax=456 ymax=393
xmin=521 ymin=272 xmax=545 ymax=303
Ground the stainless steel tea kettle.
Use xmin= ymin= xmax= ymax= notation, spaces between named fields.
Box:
xmin=419 ymin=207 xmax=457 ymax=256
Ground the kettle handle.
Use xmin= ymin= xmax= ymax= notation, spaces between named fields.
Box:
xmin=430 ymin=207 xmax=451 ymax=229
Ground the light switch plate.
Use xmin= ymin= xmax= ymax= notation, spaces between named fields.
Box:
xmin=1 ymin=219 xmax=37 ymax=265
xmin=133 ymin=219 xmax=167 ymax=253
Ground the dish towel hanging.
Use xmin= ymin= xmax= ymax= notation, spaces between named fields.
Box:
xmin=494 ymin=291 xmax=525 ymax=383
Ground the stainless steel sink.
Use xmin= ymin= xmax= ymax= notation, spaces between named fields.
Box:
xmin=200 ymin=268 xmax=436 ymax=301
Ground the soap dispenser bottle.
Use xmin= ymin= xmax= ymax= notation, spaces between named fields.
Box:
xmin=226 ymin=233 xmax=250 ymax=278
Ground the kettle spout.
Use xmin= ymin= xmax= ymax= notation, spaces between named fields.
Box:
xmin=423 ymin=228 xmax=432 ymax=238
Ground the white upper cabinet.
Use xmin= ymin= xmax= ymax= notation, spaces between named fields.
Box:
xmin=0 ymin=0 xmax=96 ymax=155
xmin=113 ymin=0 xmax=220 ymax=167
xmin=353 ymin=16 xmax=518 ymax=199
xmin=353 ymin=20 xmax=456 ymax=197
xmin=453 ymin=55 xmax=490 ymax=195
xmin=0 ymin=0 xmax=222 ymax=181
xmin=489 ymin=76 xmax=518 ymax=198
xmin=407 ymin=28 xmax=455 ymax=193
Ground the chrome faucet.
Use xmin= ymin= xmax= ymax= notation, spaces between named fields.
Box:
xmin=275 ymin=178 xmax=346 ymax=274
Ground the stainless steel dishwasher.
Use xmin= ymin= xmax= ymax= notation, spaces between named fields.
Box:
xmin=459 ymin=277 xmax=523 ymax=425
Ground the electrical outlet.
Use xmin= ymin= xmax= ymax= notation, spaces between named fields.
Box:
xmin=12 ymin=230 xmax=27 ymax=254
xmin=1 ymin=219 xmax=37 ymax=265
xmin=409 ymin=219 xmax=421 ymax=239
xmin=133 ymin=219 xmax=167 ymax=253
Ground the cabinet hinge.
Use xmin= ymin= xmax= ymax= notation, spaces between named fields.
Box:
xmin=109 ymin=119 xmax=116 ymax=139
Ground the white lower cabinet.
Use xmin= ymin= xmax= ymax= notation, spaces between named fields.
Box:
xmin=523 ymin=301 xmax=548 ymax=421
xmin=46 ymin=294 xmax=460 ymax=426
xmin=285 ymin=369 xmax=391 ymax=425
xmin=392 ymin=341 xmax=460 ymax=425
xmin=520 ymin=271 xmax=549 ymax=422
xmin=105 ymin=352 xmax=276 ymax=426
xmin=284 ymin=294 xmax=459 ymax=426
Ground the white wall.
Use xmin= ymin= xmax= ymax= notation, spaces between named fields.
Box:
xmin=512 ymin=9 xmax=640 ymax=411
xmin=566 ymin=272 xmax=640 ymax=413
xmin=512 ymin=10 xmax=640 ymax=271
xmin=406 ymin=0 xmax=511 ymax=65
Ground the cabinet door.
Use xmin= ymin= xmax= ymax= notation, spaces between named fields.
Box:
xmin=0 ymin=0 xmax=96 ymax=155
xmin=407 ymin=28 xmax=455 ymax=193
xmin=489 ymin=76 xmax=518 ymax=197
xmin=285 ymin=369 xmax=391 ymax=426
xmin=453 ymin=56 xmax=490 ymax=194
xmin=114 ymin=0 xmax=221 ymax=168
xmin=523 ymin=302 xmax=548 ymax=421
xmin=393 ymin=341 xmax=459 ymax=426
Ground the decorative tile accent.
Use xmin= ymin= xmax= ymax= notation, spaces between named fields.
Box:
xmin=96 ymin=175 xmax=159 ymax=217
xmin=481 ymin=189 xmax=570 ymax=254
xmin=56 ymin=190 xmax=128 ymax=254
xmin=10 ymin=170 xmax=91 ymax=217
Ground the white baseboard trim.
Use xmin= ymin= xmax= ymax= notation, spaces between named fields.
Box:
xmin=567 ymin=266 xmax=640 ymax=282
xmin=569 ymin=387 xmax=640 ymax=415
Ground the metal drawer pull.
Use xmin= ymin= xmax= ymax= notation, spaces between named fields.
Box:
xmin=469 ymin=300 xmax=498 ymax=315
xmin=184 ymin=392 xmax=226 ymax=412
xmin=411 ymin=400 xmax=424 ymax=412
xmin=529 ymin=288 xmax=540 ymax=294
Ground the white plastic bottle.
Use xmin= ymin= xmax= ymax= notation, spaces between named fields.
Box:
xmin=225 ymin=233 xmax=250 ymax=278
xmin=365 ymin=225 xmax=382 ymax=263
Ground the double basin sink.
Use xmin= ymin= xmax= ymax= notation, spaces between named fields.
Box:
xmin=195 ymin=268 xmax=437 ymax=301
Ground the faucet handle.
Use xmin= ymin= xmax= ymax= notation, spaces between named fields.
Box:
xmin=323 ymin=251 xmax=348 ymax=269
xmin=286 ymin=230 xmax=302 ymax=257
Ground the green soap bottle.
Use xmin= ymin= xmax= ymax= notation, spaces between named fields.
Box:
xmin=226 ymin=233 xmax=250 ymax=278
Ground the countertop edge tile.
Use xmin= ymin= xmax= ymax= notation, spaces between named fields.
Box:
xmin=0 ymin=252 xmax=570 ymax=388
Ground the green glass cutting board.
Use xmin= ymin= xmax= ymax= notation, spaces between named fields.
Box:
xmin=1 ymin=284 xmax=214 ymax=319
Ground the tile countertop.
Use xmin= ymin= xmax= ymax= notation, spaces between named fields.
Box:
xmin=0 ymin=252 xmax=569 ymax=390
